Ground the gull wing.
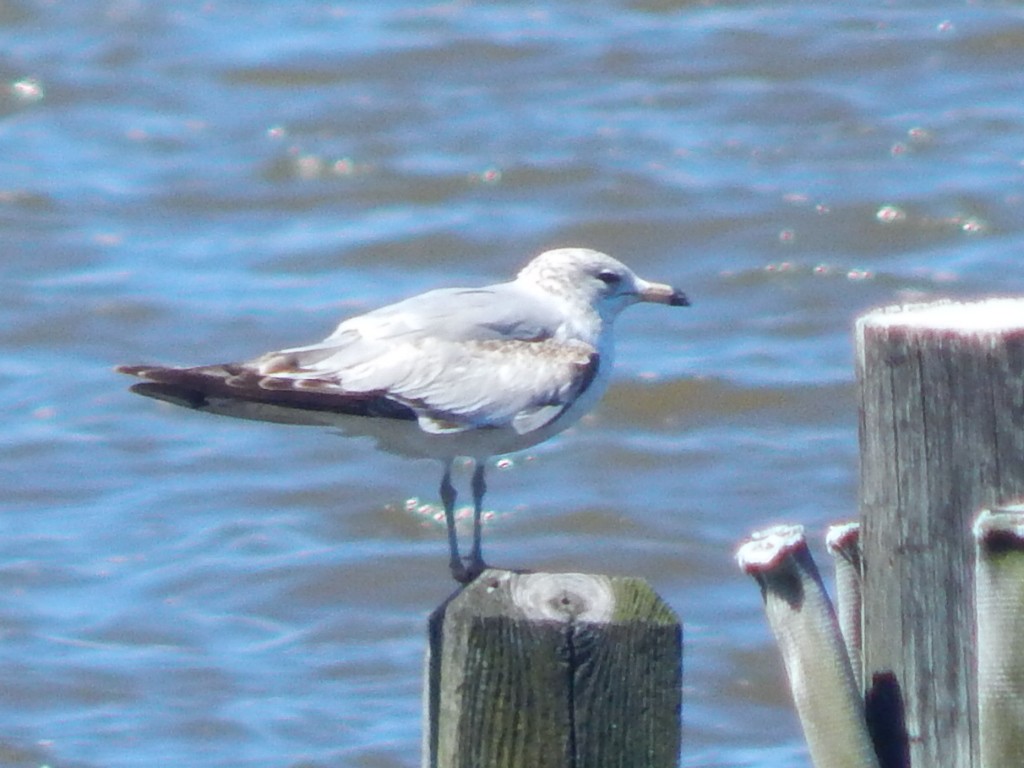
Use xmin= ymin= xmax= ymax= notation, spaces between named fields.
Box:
xmin=251 ymin=283 xmax=567 ymax=374
xmin=352 ymin=337 xmax=600 ymax=435
xmin=116 ymin=363 xmax=418 ymax=423
xmin=117 ymin=278 xmax=597 ymax=435
xmin=118 ymin=337 xmax=599 ymax=436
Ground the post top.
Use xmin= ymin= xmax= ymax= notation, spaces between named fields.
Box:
xmin=858 ymin=297 xmax=1024 ymax=333
xmin=736 ymin=524 xmax=806 ymax=572
xmin=825 ymin=521 xmax=860 ymax=554
xmin=435 ymin=569 xmax=679 ymax=626
xmin=974 ymin=506 xmax=1024 ymax=542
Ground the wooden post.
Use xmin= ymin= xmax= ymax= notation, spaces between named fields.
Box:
xmin=856 ymin=299 xmax=1024 ymax=768
xmin=826 ymin=522 xmax=864 ymax=693
xmin=738 ymin=525 xmax=880 ymax=768
xmin=974 ymin=506 xmax=1024 ymax=768
xmin=423 ymin=569 xmax=681 ymax=768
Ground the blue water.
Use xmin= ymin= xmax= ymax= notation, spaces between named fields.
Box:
xmin=3 ymin=1 xmax=1024 ymax=766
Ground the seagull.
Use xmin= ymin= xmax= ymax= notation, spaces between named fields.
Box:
xmin=117 ymin=247 xmax=690 ymax=582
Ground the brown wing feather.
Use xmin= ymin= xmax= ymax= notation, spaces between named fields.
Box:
xmin=116 ymin=364 xmax=417 ymax=420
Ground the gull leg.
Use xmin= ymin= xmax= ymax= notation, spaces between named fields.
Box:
xmin=467 ymin=460 xmax=488 ymax=580
xmin=440 ymin=459 xmax=469 ymax=583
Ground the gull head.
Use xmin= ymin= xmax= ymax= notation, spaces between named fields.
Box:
xmin=517 ymin=247 xmax=689 ymax=321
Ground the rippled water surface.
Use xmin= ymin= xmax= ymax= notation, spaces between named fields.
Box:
xmin=3 ymin=1 xmax=1024 ymax=766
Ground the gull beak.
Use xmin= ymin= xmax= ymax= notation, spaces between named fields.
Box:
xmin=637 ymin=279 xmax=691 ymax=307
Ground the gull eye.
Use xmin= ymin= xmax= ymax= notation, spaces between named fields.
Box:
xmin=596 ymin=270 xmax=622 ymax=287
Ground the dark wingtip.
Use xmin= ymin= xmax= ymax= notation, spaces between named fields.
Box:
xmin=129 ymin=382 xmax=209 ymax=410
xmin=670 ymin=290 xmax=691 ymax=307
xmin=117 ymin=364 xmax=209 ymax=408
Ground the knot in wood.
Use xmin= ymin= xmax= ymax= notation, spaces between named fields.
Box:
xmin=511 ymin=572 xmax=615 ymax=623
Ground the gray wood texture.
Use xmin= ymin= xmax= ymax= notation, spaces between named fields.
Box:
xmin=739 ymin=525 xmax=879 ymax=768
xmin=974 ymin=506 xmax=1024 ymax=768
xmin=423 ymin=570 xmax=681 ymax=768
xmin=827 ymin=522 xmax=864 ymax=693
xmin=856 ymin=300 xmax=1024 ymax=768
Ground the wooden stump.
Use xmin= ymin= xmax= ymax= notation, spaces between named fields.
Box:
xmin=423 ymin=569 xmax=682 ymax=768
xmin=856 ymin=299 xmax=1024 ymax=768
xmin=826 ymin=522 xmax=864 ymax=694
xmin=974 ymin=506 xmax=1024 ymax=768
xmin=738 ymin=525 xmax=879 ymax=768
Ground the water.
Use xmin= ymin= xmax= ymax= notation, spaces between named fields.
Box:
xmin=3 ymin=1 xmax=1023 ymax=766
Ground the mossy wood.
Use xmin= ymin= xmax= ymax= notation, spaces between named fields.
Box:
xmin=424 ymin=569 xmax=682 ymax=768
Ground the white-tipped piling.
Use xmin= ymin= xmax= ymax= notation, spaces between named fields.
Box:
xmin=826 ymin=522 xmax=864 ymax=693
xmin=974 ymin=506 xmax=1024 ymax=768
xmin=738 ymin=525 xmax=880 ymax=768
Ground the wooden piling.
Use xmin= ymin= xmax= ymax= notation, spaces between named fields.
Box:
xmin=738 ymin=525 xmax=879 ymax=768
xmin=423 ymin=569 xmax=682 ymax=768
xmin=974 ymin=506 xmax=1024 ymax=768
xmin=856 ymin=299 xmax=1024 ymax=768
xmin=826 ymin=522 xmax=864 ymax=693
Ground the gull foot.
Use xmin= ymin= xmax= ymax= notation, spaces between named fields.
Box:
xmin=450 ymin=558 xmax=489 ymax=584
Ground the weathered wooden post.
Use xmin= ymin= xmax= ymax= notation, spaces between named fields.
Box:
xmin=856 ymin=299 xmax=1024 ymax=768
xmin=738 ymin=525 xmax=880 ymax=768
xmin=424 ymin=569 xmax=682 ymax=768
xmin=826 ymin=522 xmax=864 ymax=693
xmin=974 ymin=506 xmax=1024 ymax=768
